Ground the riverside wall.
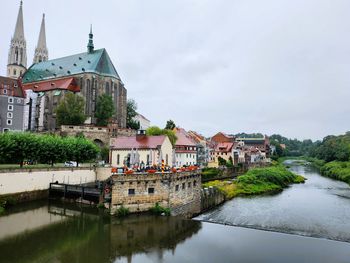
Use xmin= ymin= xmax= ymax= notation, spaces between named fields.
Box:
xmin=110 ymin=171 xmax=202 ymax=217
xmin=0 ymin=167 xmax=111 ymax=202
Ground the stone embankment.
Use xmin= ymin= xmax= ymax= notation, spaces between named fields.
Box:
xmin=200 ymin=187 xmax=225 ymax=212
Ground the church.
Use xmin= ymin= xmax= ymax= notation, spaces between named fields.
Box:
xmin=3 ymin=1 xmax=127 ymax=131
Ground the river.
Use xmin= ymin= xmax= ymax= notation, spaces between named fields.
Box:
xmin=0 ymin=161 xmax=350 ymax=263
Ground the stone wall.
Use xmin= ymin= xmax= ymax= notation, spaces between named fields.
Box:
xmin=0 ymin=167 xmax=96 ymax=196
xmin=110 ymin=171 xmax=202 ymax=217
xmin=200 ymin=186 xmax=226 ymax=212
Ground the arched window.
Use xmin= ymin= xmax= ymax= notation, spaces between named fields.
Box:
xmin=117 ymin=154 xmax=120 ymax=165
xmin=106 ymin=82 xmax=110 ymax=95
xmin=20 ymin=48 xmax=23 ymax=64
xmin=166 ymin=154 xmax=169 ymax=165
xmin=39 ymin=56 xmax=42 ymax=62
xmin=13 ymin=69 xmax=16 ymax=76
xmin=15 ymin=47 xmax=19 ymax=63
xmin=86 ymin=79 xmax=91 ymax=115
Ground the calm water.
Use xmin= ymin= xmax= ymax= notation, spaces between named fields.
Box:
xmin=0 ymin=162 xmax=350 ymax=263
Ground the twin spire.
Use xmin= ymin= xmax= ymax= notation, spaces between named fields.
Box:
xmin=7 ymin=1 xmax=48 ymax=78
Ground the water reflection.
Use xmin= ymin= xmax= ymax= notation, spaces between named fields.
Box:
xmin=196 ymin=162 xmax=350 ymax=242
xmin=0 ymin=201 xmax=201 ymax=263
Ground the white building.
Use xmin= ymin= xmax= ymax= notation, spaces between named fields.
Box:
xmin=174 ymin=128 xmax=197 ymax=167
xmin=133 ymin=113 xmax=150 ymax=130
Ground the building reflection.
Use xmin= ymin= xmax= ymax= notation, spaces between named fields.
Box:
xmin=0 ymin=201 xmax=201 ymax=263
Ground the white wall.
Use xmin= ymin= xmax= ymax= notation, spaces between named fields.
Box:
xmin=175 ymin=152 xmax=197 ymax=167
xmin=0 ymin=168 xmax=96 ymax=195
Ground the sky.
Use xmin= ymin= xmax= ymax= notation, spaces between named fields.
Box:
xmin=1 ymin=0 xmax=350 ymax=141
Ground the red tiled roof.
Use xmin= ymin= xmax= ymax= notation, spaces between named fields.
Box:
xmin=215 ymin=142 xmax=234 ymax=152
xmin=110 ymin=135 xmax=167 ymax=149
xmin=22 ymin=77 xmax=80 ymax=92
xmin=174 ymin=128 xmax=197 ymax=147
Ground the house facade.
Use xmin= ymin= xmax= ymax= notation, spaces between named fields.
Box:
xmin=174 ymin=128 xmax=197 ymax=167
xmin=0 ymin=76 xmax=25 ymax=132
xmin=110 ymin=134 xmax=173 ymax=168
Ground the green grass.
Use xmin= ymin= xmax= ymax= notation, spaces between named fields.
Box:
xmin=203 ymin=165 xmax=305 ymax=200
xmin=320 ymin=161 xmax=350 ymax=185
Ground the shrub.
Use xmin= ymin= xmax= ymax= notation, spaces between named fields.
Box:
xmin=116 ymin=205 xmax=129 ymax=217
xmin=149 ymin=202 xmax=171 ymax=216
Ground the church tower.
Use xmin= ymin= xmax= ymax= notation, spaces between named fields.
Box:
xmin=7 ymin=1 xmax=27 ymax=78
xmin=33 ymin=14 xmax=48 ymax=64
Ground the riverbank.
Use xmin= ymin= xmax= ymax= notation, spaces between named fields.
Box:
xmin=282 ymin=156 xmax=350 ymax=186
xmin=203 ymin=165 xmax=305 ymax=199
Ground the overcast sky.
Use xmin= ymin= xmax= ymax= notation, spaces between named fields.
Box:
xmin=1 ymin=0 xmax=349 ymax=140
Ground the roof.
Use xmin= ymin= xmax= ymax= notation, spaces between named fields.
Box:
xmin=174 ymin=128 xmax=197 ymax=147
xmin=22 ymin=48 xmax=120 ymax=83
xmin=215 ymin=142 xmax=234 ymax=152
xmin=110 ymin=135 xmax=167 ymax=150
xmin=135 ymin=112 xmax=150 ymax=122
xmin=22 ymin=77 xmax=79 ymax=93
xmin=0 ymin=76 xmax=25 ymax=98
xmin=236 ymin=138 xmax=266 ymax=144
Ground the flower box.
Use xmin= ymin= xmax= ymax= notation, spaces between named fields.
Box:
xmin=147 ymin=169 xmax=157 ymax=174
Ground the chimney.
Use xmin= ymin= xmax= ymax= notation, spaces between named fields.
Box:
xmin=136 ymin=130 xmax=146 ymax=141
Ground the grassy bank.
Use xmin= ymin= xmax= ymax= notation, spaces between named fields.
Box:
xmin=203 ymin=166 xmax=305 ymax=199
xmin=320 ymin=161 xmax=350 ymax=185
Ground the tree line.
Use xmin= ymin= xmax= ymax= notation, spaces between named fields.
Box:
xmin=0 ymin=132 xmax=99 ymax=167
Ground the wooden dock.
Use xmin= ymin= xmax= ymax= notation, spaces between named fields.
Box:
xmin=49 ymin=183 xmax=102 ymax=203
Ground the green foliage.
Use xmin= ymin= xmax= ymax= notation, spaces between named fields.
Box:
xmin=0 ymin=132 xmax=99 ymax=167
xmin=203 ymin=166 xmax=305 ymax=199
xmin=149 ymin=202 xmax=171 ymax=216
xmin=320 ymin=161 xmax=350 ymax=185
xmin=146 ymin=126 xmax=178 ymax=146
xmin=202 ymin=167 xmax=221 ymax=180
xmin=95 ymin=94 xmax=115 ymax=126
xmin=310 ymin=132 xmax=350 ymax=162
xmin=226 ymin=156 xmax=234 ymax=168
xmin=218 ymin=156 xmax=227 ymax=166
xmin=270 ymin=134 xmax=316 ymax=157
xmin=56 ymin=93 xmax=86 ymax=126
xmin=165 ymin=120 xmax=176 ymax=130
xmin=116 ymin=205 xmax=130 ymax=217
xmin=126 ymin=99 xmax=140 ymax=130
xmin=100 ymin=147 xmax=110 ymax=162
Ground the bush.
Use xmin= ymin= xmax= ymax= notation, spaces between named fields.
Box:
xmin=116 ymin=205 xmax=129 ymax=217
xmin=202 ymin=168 xmax=221 ymax=180
xmin=149 ymin=202 xmax=171 ymax=216
xmin=320 ymin=161 xmax=350 ymax=185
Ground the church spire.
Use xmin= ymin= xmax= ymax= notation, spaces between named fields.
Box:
xmin=7 ymin=0 xmax=27 ymax=78
xmin=33 ymin=13 xmax=49 ymax=63
xmin=13 ymin=1 xmax=25 ymax=41
xmin=87 ymin=25 xmax=94 ymax=53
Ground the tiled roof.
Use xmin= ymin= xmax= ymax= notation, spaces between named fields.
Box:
xmin=110 ymin=135 xmax=166 ymax=150
xmin=22 ymin=77 xmax=79 ymax=92
xmin=0 ymin=76 xmax=24 ymax=98
xmin=22 ymin=48 xmax=120 ymax=83
xmin=174 ymin=128 xmax=197 ymax=147
xmin=215 ymin=142 xmax=234 ymax=152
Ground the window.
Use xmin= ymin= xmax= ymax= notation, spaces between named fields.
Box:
xmin=17 ymin=98 xmax=21 ymax=103
xmin=188 ymin=182 xmax=191 ymax=188
xmin=13 ymin=69 xmax=16 ymax=76
xmin=194 ymin=180 xmax=197 ymax=187
xmin=7 ymin=119 xmax=12 ymax=125
xmin=8 ymin=97 xmax=14 ymax=103
xmin=117 ymin=154 xmax=120 ymax=165
xmin=148 ymin=187 xmax=155 ymax=194
xmin=166 ymin=154 xmax=168 ymax=165
xmin=147 ymin=154 xmax=150 ymax=165
xmin=3 ymin=89 xmax=7 ymax=95
xmin=7 ymin=112 xmax=13 ymax=119
xmin=8 ymin=105 xmax=13 ymax=111
xmin=175 ymin=185 xmax=179 ymax=191
xmin=182 ymin=183 xmax=185 ymax=190
xmin=3 ymin=128 xmax=10 ymax=132
xmin=128 ymin=189 xmax=135 ymax=195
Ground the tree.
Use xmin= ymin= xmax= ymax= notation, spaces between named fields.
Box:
xmin=56 ymin=93 xmax=86 ymax=126
xmin=37 ymin=135 xmax=66 ymax=166
xmin=218 ymin=156 xmax=227 ymax=166
xmin=146 ymin=126 xmax=178 ymax=146
xmin=63 ymin=137 xmax=99 ymax=167
xmin=165 ymin=120 xmax=176 ymax=130
xmin=95 ymin=94 xmax=115 ymax=126
xmin=126 ymin=99 xmax=140 ymax=130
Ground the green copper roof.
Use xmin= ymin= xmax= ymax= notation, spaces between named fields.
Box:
xmin=22 ymin=48 xmax=120 ymax=83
